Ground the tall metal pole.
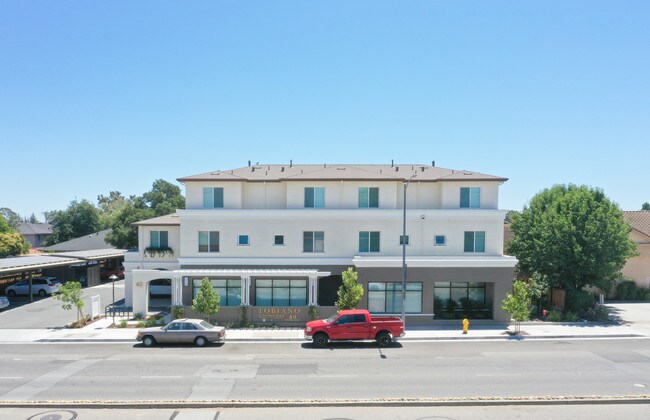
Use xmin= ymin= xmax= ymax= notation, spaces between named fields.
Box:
xmin=401 ymin=181 xmax=407 ymax=324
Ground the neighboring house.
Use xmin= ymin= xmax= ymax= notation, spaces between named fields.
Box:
xmin=622 ymin=211 xmax=650 ymax=288
xmin=17 ymin=222 xmax=52 ymax=247
xmin=125 ymin=163 xmax=517 ymax=325
xmin=39 ymin=229 xmax=115 ymax=252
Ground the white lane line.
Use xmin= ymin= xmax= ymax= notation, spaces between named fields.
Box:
xmin=476 ymin=373 xmax=524 ymax=377
xmin=0 ymin=377 xmax=22 ymax=379
xmin=141 ymin=376 xmax=184 ymax=379
xmin=0 ymin=358 xmax=101 ymax=401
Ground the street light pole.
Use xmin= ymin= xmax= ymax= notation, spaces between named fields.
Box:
xmin=401 ymin=174 xmax=416 ymax=326
xmin=109 ymin=274 xmax=118 ymax=325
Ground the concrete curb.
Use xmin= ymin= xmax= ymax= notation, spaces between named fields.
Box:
xmin=1 ymin=395 xmax=649 ymax=408
xmin=32 ymin=333 xmax=647 ymax=343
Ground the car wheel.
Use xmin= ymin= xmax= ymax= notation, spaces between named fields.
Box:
xmin=143 ymin=336 xmax=156 ymax=347
xmin=37 ymin=289 xmax=47 ymax=297
xmin=376 ymin=332 xmax=392 ymax=347
xmin=313 ymin=333 xmax=329 ymax=348
xmin=7 ymin=290 xmax=16 ymax=298
xmin=194 ymin=336 xmax=207 ymax=347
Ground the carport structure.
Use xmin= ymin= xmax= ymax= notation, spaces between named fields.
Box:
xmin=0 ymin=249 xmax=126 ymax=302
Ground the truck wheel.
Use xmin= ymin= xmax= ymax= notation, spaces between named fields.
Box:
xmin=143 ymin=336 xmax=156 ymax=347
xmin=376 ymin=332 xmax=392 ymax=347
xmin=313 ymin=333 xmax=329 ymax=348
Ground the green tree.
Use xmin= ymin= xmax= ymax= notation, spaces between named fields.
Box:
xmin=336 ymin=267 xmax=364 ymax=310
xmin=105 ymin=196 xmax=155 ymax=249
xmin=642 ymin=202 xmax=650 ymax=211
xmin=45 ymin=199 xmax=101 ymax=245
xmin=97 ymin=191 xmax=128 ymax=229
xmin=143 ymin=179 xmax=185 ymax=217
xmin=0 ymin=208 xmax=21 ymax=229
xmin=28 ymin=213 xmax=39 ymax=224
xmin=192 ymin=277 xmax=220 ymax=321
xmin=54 ymin=281 xmax=85 ymax=326
xmin=0 ymin=215 xmax=30 ymax=257
xmin=502 ymin=280 xmax=531 ymax=334
xmin=507 ymin=184 xmax=637 ymax=291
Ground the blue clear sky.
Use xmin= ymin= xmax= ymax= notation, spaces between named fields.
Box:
xmin=1 ymin=1 xmax=648 ymax=220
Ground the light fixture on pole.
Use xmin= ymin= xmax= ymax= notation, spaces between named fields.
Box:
xmin=401 ymin=173 xmax=417 ymax=325
xmin=109 ymin=274 xmax=118 ymax=325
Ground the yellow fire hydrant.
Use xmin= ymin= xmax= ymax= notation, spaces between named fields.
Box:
xmin=462 ymin=318 xmax=469 ymax=334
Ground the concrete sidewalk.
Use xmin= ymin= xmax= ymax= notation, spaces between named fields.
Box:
xmin=0 ymin=316 xmax=646 ymax=343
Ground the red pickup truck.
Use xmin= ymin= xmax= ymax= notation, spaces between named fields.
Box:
xmin=304 ymin=309 xmax=405 ymax=347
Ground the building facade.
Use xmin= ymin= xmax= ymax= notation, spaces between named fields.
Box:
xmin=125 ymin=163 xmax=517 ymax=325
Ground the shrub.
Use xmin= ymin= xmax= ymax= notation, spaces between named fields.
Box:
xmin=562 ymin=311 xmax=580 ymax=322
xmin=308 ymin=306 xmax=319 ymax=320
xmin=136 ymin=320 xmax=145 ymax=328
xmin=547 ymin=309 xmax=562 ymax=322
xmin=565 ymin=289 xmax=595 ymax=313
xmin=134 ymin=312 xmax=145 ymax=320
xmin=119 ymin=319 xmax=127 ymax=328
xmin=582 ymin=304 xmax=610 ymax=322
xmin=145 ymin=318 xmax=157 ymax=327
xmin=240 ymin=306 xmax=248 ymax=327
xmin=172 ymin=306 xmax=185 ymax=319
xmin=616 ymin=280 xmax=638 ymax=300
xmin=637 ymin=287 xmax=650 ymax=302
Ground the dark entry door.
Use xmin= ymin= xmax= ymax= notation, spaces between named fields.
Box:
xmin=318 ymin=275 xmax=343 ymax=306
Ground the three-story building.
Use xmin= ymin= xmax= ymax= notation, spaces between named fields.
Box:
xmin=125 ymin=163 xmax=517 ymax=325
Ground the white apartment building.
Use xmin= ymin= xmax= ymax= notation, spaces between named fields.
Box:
xmin=125 ymin=163 xmax=517 ymax=325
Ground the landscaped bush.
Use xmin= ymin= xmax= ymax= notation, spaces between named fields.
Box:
xmin=616 ymin=280 xmax=638 ymax=300
xmin=134 ymin=312 xmax=145 ymax=320
xmin=565 ymin=289 xmax=595 ymax=313
xmin=637 ymin=287 xmax=650 ymax=302
xmin=582 ymin=304 xmax=610 ymax=322
xmin=562 ymin=311 xmax=580 ymax=322
xmin=547 ymin=309 xmax=562 ymax=322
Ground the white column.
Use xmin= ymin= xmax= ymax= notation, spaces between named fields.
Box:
xmin=171 ymin=275 xmax=183 ymax=306
xmin=309 ymin=276 xmax=317 ymax=306
xmin=241 ymin=276 xmax=250 ymax=305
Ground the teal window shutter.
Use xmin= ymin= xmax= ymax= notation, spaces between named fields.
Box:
xmin=475 ymin=231 xmax=485 ymax=252
xmin=214 ymin=188 xmax=224 ymax=208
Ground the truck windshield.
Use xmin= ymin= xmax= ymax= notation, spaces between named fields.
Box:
xmin=324 ymin=314 xmax=339 ymax=323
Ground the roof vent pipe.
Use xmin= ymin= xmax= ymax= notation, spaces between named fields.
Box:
xmin=248 ymin=160 xmax=251 ymax=167
xmin=290 ymin=160 xmax=293 ymax=168
xmin=391 ymin=159 xmax=394 ymax=167
xmin=432 ymin=160 xmax=435 ymax=167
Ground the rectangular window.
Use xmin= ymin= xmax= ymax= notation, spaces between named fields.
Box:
xmin=359 ymin=231 xmax=380 ymax=252
xmin=460 ymin=187 xmax=481 ymax=208
xmin=434 ymin=235 xmax=446 ymax=246
xmin=255 ymin=279 xmax=307 ymax=306
xmin=193 ymin=278 xmax=241 ymax=306
xmin=199 ymin=231 xmax=220 ymax=252
xmin=150 ymin=231 xmax=168 ymax=248
xmin=399 ymin=235 xmax=409 ymax=245
xmin=203 ymin=187 xmax=224 ymax=208
xmin=434 ymin=282 xmax=490 ymax=319
xmin=303 ymin=231 xmax=325 ymax=253
xmin=358 ymin=187 xmax=379 ymax=208
xmin=238 ymin=235 xmax=249 ymax=246
xmin=368 ymin=282 xmax=422 ymax=313
xmin=274 ymin=235 xmax=284 ymax=246
xmin=464 ymin=231 xmax=486 ymax=253
xmin=304 ymin=187 xmax=325 ymax=208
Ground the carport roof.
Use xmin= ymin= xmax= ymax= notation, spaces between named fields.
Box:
xmin=49 ymin=249 xmax=126 ymax=261
xmin=0 ymin=255 xmax=82 ymax=274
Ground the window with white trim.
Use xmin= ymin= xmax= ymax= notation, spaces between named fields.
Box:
xmin=303 ymin=231 xmax=324 ymax=253
xmin=358 ymin=187 xmax=379 ymax=208
xmin=359 ymin=231 xmax=380 ymax=252
xmin=150 ymin=231 xmax=168 ymax=248
xmin=274 ymin=235 xmax=285 ymax=246
xmin=399 ymin=235 xmax=410 ymax=245
xmin=434 ymin=235 xmax=446 ymax=246
xmin=464 ymin=231 xmax=485 ymax=252
xmin=203 ymin=187 xmax=224 ymax=208
xmin=238 ymin=235 xmax=249 ymax=246
xmin=199 ymin=231 xmax=220 ymax=252
xmin=304 ymin=187 xmax=325 ymax=208
xmin=460 ymin=187 xmax=481 ymax=208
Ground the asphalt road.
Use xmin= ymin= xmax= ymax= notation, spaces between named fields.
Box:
xmin=0 ymin=339 xmax=648 ymax=402
xmin=0 ymin=280 xmax=125 ymax=328
xmin=2 ymin=405 xmax=650 ymax=420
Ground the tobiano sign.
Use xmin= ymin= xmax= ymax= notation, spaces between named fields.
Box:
xmin=256 ymin=307 xmax=302 ymax=321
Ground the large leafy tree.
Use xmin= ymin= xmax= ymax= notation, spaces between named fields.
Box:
xmin=507 ymin=184 xmax=637 ymax=291
xmin=0 ymin=215 xmax=30 ymax=257
xmin=143 ymin=179 xmax=185 ymax=216
xmin=45 ymin=199 xmax=101 ymax=245
xmin=0 ymin=208 xmax=21 ymax=229
xmin=105 ymin=196 xmax=154 ymax=249
xmin=642 ymin=202 xmax=650 ymax=210
xmin=336 ymin=267 xmax=364 ymax=310
xmin=97 ymin=191 xmax=129 ymax=229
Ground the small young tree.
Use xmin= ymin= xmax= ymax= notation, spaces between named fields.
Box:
xmin=502 ymin=280 xmax=531 ymax=334
xmin=54 ymin=281 xmax=85 ymax=326
xmin=192 ymin=277 xmax=220 ymax=321
xmin=336 ymin=267 xmax=364 ymax=310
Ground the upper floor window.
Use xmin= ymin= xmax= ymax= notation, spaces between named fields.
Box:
xmin=238 ymin=235 xmax=249 ymax=246
xmin=203 ymin=187 xmax=224 ymax=209
xmin=460 ymin=187 xmax=481 ymax=208
xmin=150 ymin=231 xmax=168 ymax=248
xmin=359 ymin=231 xmax=380 ymax=252
xmin=434 ymin=235 xmax=446 ymax=246
xmin=304 ymin=187 xmax=325 ymax=208
xmin=464 ymin=231 xmax=485 ymax=253
xmin=199 ymin=231 xmax=220 ymax=252
xmin=358 ymin=187 xmax=379 ymax=208
xmin=303 ymin=231 xmax=325 ymax=253
xmin=274 ymin=235 xmax=285 ymax=246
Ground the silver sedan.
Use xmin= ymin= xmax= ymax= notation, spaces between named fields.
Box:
xmin=136 ymin=318 xmax=226 ymax=347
